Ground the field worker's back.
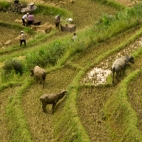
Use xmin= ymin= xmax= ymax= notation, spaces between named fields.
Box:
xmin=20 ymin=33 xmax=25 ymax=40
xmin=55 ymin=15 xmax=60 ymax=23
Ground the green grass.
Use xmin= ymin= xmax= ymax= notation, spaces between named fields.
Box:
xmin=93 ymin=0 xmax=126 ymax=10
xmin=0 ymin=1 xmax=10 ymax=11
xmin=35 ymin=4 xmax=72 ymax=17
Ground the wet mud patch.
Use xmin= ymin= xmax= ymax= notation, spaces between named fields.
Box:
xmin=82 ymin=67 xmax=111 ymax=85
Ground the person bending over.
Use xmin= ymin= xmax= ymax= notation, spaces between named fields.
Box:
xmin=22 ymin=13 xmax=29 ymax=26
xmin=27 ymin=14 xmax=34 ymax=26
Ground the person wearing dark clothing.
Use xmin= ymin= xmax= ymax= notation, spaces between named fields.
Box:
xmin=14 ymin=0 xmax=19 ymax=4
xmin=20 ymin=31 xmax=26 ymax=46
xmin=55 ymin=14 xmax=60 ymax=29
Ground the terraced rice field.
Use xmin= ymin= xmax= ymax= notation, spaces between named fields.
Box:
xmin=1 ymin=0 xmax=142 ymax=142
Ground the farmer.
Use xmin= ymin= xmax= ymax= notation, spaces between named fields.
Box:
xmin=71 ymin=33 xmax=78 ymax=42
xmin=55 ymin=14 xmax=60 ymax=29
xmin=27 ymin=14 xmax=34 ymax=26
xmin=14 ymin=0 xmax=19 ymax=4
xmin=22 ymin=13 xmax=29 ymax=26
xmin=20 ymin=31 xmax=26 ymax=46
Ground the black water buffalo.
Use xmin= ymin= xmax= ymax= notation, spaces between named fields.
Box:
xmin=111 ymin=55 xmax=134 ymax=84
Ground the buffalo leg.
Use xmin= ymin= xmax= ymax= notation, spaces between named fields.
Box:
xmin=52 ymin=102 xmax=56 ymax=114
xmin=42 ymin=102 xmax=47 ymax=112
xmin=112 ymin=72 xmax=115 ymax=84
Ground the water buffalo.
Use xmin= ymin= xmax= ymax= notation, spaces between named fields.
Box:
xmin=30 ymin=66 xmax=47 ymax=88
xmin=40 ymin=90 xmax=67 ymax=113
xmin=111 ymin=55 xmax=134 ymax=84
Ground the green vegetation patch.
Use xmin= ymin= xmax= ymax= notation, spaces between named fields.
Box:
xmin=93 ymin=0 xmax=126 ymax=10
xmin=35 ymin=4 xmax=72 ymax=17
xmin=0 ymin=1 xmax=10 ymax=11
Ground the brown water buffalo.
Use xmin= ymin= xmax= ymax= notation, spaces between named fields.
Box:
xmin=40 ymin=90 xmax=67 ymax=113
xmin=30 ymin=65 xmax=47 ymax=88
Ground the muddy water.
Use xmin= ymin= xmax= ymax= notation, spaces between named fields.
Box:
xmin=82 ymin=37 xmax=142 ymax=85
xmin=83 ymin=67 xmax=111 ymax=85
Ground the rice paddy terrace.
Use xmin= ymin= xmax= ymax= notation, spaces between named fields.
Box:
xmin=1 ymin=0 xmax=142 ymax=142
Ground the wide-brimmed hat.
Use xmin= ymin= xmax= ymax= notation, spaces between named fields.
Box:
xmin=21 ymin=31 xmax=24 ymax=33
